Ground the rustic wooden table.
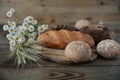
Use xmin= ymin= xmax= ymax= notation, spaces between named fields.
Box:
xmin=0 ymin=22 xmax=120 ymax=80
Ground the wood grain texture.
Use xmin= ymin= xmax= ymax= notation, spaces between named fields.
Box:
xmin=0 ymin=67 xmax=120 ymax=80
xmin=0 ymin=0 xmax=120 ymax=24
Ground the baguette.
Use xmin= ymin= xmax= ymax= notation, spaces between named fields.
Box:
xmin=37 ymin=30 xmax=95 ymax=49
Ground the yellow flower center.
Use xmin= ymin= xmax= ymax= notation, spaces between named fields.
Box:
xmin=12 ymin=23 xmax=14 ymax=26
xmin=8 ymin=13 xmax=11 ymax=15
xmin=40 ymin=27 xmax=43 ymax=30
xmin=29 ymin=18 xmax=32 ymax=21
xmin=24 ymin=24 xmax=27 ymax=27
xmin=15 ymin=37 xmax=18 ymax=40
xmin=30 ymin=27 xmax=33 ymax=30
xmin=10 ymin=29 xmax=13 ymax=32
xmin=20 ymin=32 xmax=24 ymax=35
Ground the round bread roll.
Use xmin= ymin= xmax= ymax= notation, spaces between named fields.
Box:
xmin=75 ymin=19 xmax=91 ymax=29
xmin=97 ymin=39 xmax=120 ymax=59
xmin=65 ymin=41 xmax=92 ymax=63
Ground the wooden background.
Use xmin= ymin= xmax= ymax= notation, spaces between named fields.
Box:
xmin=0 ymin=0 xmax=120 ymax=24
xmin=0 ymin=22 xmax=120 ymax=80
xmin=0 ymin=0 xmax=120 ymax=80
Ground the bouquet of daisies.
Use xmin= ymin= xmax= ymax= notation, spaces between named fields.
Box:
xmin=3 ymin=8 xmax=48 ymax=67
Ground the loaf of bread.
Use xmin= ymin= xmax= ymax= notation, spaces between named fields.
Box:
xmin=79 ymin=25 xmax=114 ymax=45
xmin=37 ymin=30 xmax=95 ymax=49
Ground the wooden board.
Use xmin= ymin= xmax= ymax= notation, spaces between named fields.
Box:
xmin=0 ymin=0 xmax=120 ymax=24
xmin=0 ymin=67 xmax=120 ymax=80
xmin=0 ymin=22 xmax=120 ymax=80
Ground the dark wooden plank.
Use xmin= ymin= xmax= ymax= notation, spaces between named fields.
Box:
xmin=0 ymin=0 xmax=120 ymax=24
xmin=0 ymin=66 xmax=120 ymax=80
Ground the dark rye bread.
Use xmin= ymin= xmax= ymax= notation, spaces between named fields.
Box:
xmin=79 ymin=25 xmax=114 ymax=45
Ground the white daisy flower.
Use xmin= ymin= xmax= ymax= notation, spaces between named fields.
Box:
xmin=10 ymin=21 xmax=16 ymax=28
xmin=18 ymin=37 xmax=25 ymax=44
xmin=28 ymin=25 xmax=35 ymax=32
xmin=9 ymin=40 xmax=16 ymax=47
xmin=13 ymin=28 xmax=18 ymax=34
xmin=9 ymin=27 xmax=18 ymax=34
xmin=6 ymin=34 xmax=14 ymax=40
xmin=10 ymin=8 xmax=15 ymax=13
xmin=25 ymin=16 xmax=34 ymax=23
xmin=6 ymin=11 xmax=13 ymax=18
xmin=13 ymin=35 xmax=19 ymax=41
xmin=7 ymin=21 xmax=12 ymax=25
xmin=18 ymin=30 xmax=25 ymax=36
xmin=19 ymin=25 xmax=27 ymax=31
xmin=3 ymin=25 xmax=9 ymax=31
xmin=31 ymin=20 xmax=37 ymax=25
xmin=29 ymin=32 xmax=37 ymax=39
xmin=7 ymin=21 xmax=16 ymax=28
xmin=42 ymin=24 xmax=48 ymax=29
xmin=8 ymin=27 xmax=14 ymax=33
xmin=22 ymin=26 xmax=27 ymax=31
xmin=38 ymin=25 xmax=46 ymax=34
xmin=23 ymin=18 xmax=28 ymax=23
xmin=22 ymin=22 xmax=29 ymax=27
xmin=27 ymin=38 xmax=35 ymax=44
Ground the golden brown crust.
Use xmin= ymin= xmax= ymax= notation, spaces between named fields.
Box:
xmin=37 ymin=30 xmax=95 ymax=49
